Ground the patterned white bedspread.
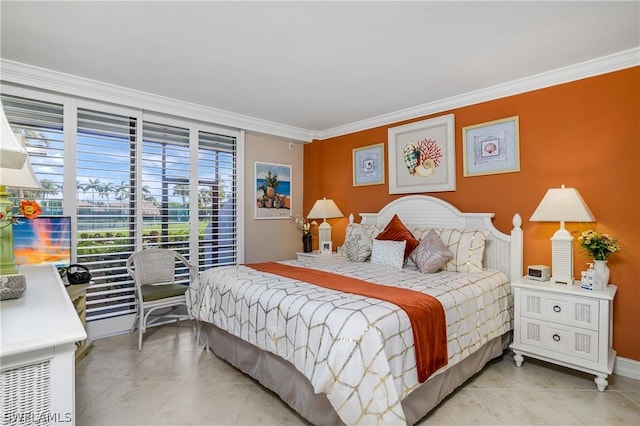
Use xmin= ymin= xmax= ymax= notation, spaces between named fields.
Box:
xmin=187 ymin=256 xmax=512 ymax=425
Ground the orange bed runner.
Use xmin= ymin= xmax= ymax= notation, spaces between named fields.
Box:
xmin=246 ymin=262 xmax=448 ymax=382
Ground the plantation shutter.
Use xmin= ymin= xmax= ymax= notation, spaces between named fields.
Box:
xmin=141 ymin=121 xmax=191 ymax=262
xmin=77 ymin=108 xmax=138 ymax=321
xmin=1 ymin=95 xmax=64 ymax=216
xmin=197 ymin=131 xmax=237 ymax=270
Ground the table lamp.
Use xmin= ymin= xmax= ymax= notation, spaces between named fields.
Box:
xmin=1 ymin=103 xmax=42 ymax=297
xmin=529 ymin=184 xmax=595 ymax=284
xmin=307 ymin=197 xmax=344 ymax=245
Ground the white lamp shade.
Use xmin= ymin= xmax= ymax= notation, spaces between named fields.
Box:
xmin=530 ymin=185 xmax=595 ymax=223
xmin=307 ymin=197 xmax=344 ymax=221
xmin=1 ymin=102 xmax=27 ymax=170
xmin=0 ymin=133 xmax=42 ymax=189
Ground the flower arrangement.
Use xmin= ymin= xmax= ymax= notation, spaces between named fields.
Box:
xmin=0 ymin=200 xmax=42 ymax=228
xmin=578 ymin=230 xmax=620 ymax=261
xmin=292 ymin=215 xmax=317 ymax=236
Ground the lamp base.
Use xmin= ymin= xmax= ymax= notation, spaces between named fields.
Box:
xmin=0 ymin=273 xmax=26 ymax=300
xmin=318 ymin=221 xmax=332 ymax=244
xmin=550 ymin=227 xmax=574 ymax=285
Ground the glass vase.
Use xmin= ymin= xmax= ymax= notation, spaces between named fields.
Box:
xmin=593 ymin=260 xmax=610 ymax=287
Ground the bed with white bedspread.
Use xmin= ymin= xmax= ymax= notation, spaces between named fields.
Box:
xmin=187 ymin=195 xmax=523 ymax=425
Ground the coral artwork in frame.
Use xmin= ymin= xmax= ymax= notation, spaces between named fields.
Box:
xmin=388 ymin=114 xmax=456 ymax=194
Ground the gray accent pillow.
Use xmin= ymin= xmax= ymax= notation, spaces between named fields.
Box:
xmin=409 ymin=229 xmax=454 ymax=273
xmin=343 ymin=223 xmax=374 ymax=262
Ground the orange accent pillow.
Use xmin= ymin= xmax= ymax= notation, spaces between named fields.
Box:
xmin=375 ymin=214 xmax=419 ymax=258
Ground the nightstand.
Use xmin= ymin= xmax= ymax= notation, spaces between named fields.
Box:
xmin=296 ymin=251 xmax=340 ymax=261
xmin=509 ymin=277 xmax=617 ymax=391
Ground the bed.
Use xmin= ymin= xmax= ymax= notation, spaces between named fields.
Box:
xmin=187 ymin=195 xmax=523 ymax=425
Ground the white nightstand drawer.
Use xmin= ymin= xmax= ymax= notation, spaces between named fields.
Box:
xmin=520 ymin=289 xmax=599 ymax=331
xmin=519 ymin=318 xmax=599 ymax=362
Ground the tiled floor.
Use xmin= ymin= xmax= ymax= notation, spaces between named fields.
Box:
xmin=76 ymin=322 xmax=640 ymax=425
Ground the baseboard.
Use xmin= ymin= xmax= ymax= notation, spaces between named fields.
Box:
xmin=614 ymin=356 xmax=640 ymax=381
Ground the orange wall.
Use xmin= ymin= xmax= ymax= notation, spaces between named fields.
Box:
xmin=304 ymin=67 xmax=639 ymax=361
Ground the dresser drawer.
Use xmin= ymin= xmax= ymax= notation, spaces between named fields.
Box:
xmin=519 ymin=317 xmax=599 ymax=362
xmin=520 ymin=289 xmax=599 ymax=331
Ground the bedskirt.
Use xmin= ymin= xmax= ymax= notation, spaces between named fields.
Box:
xmin=198 ymin=322 xmax=511 ymax=426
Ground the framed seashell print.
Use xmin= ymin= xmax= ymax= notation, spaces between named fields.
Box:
xmin=353 ymin=143 xmax=385 ymax=186
xmin=462 ymin=116 xmax=520 ymax=177
xmin=387 ymin=114 xmax=455 ymax=194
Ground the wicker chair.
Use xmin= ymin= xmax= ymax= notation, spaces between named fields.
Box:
xmin=126 ymin=248 xmax=197 ymax=351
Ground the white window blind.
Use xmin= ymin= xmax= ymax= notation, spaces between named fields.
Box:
xmin=77 ymin=108 xmax=138 ymax=321
xmin=140 ymin=121 xmax=192 ymax=282
xmin=198 ymin=131 xmax=237 ymax=270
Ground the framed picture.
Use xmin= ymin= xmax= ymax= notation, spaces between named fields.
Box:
xmin=388 ymin=114 xmax=455 ymax=194
xmin=320 ymin=240 xmax=332 ymax=255
xmin=353 ymin=143 xmax=385 ymax=186
xmin=462 ymin=116 xmax=520 ymax=177
xmin=255 ymin=161 xmax=292 ymax=219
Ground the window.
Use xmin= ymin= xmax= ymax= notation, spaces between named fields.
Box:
xmin=2 ymin=92 xmax=240 ymax=336
xmin=1 ymin=95 xmax=64 ymax=215
xmin=198 ymin=131 xmax=237 ymax=269
xmin=76 ymin=108 xmax=138 ymax=321
xmin=141 ymin=121 xmax=191 ymax=257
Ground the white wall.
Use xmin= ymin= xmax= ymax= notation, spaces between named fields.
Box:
xmin=244 ymin=132 xmax=305 ymax=262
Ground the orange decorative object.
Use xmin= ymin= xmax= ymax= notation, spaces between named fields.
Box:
xmin=19 ymin=200 xmax=42 ymax=219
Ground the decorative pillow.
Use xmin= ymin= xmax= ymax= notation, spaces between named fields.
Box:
xmin=408 ymin=225 xmax=433 ymax=241
xmin=409 ymin=230 xmax=454 ymax=273
xmin=370 ymin=239 xmax=406 ymax=270
xmin=375 ymin=214 xmax=419 ymax=258
xmin=439 ymin=229 xmax=488 ymax=273
xmin=343 ymin=223 xmax=374 ymax=262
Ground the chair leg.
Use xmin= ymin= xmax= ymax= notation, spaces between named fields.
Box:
xmin=138 ymin=309 xmax=145 ymax=351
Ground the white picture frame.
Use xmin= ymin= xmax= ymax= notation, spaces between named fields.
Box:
xmin=388 ymin=114 xmax=456 ymax=194
xmin=353 ymin=143 xmax=385 ymax=186
xmin=462 ymin=116 xmax=520 ymax=177
xmin=320 ymin=240 xmax=332 ymax=255
xmin=254 ymin=161 xmax=292 ymax=219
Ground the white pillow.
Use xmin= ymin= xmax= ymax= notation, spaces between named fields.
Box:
xmin=439 ymin=229 xmax=487 ymax=273
xmin=343 ymin=223 xmax=374 ymax=262
xmin=370 ymin=239 xmax=406 ymax=269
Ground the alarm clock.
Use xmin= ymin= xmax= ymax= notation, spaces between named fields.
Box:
xmin=527 ymin=265 xmax=550 ymax=281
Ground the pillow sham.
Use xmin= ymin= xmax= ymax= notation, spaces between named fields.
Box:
xmin=375 ymin=214 xmax=419 ymax=258
xmin=409 ymin=229 xmax=454 ymax=273
xmin=343 ymin=223 xmax=374 ymax=262
xmin=370 ymin=239 xmax=406 ymax=270
xmin=439 ymin=228 xmax=488 ymax=273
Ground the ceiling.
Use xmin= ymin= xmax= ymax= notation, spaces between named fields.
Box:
xmin=1 ymin=1 xmax=639 ymax=137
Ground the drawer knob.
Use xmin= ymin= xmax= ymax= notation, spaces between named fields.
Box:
xmin=553 ymin=334 xmax=561 ymax=342
xmin=553 ymin=305 xmax=561 ymax=313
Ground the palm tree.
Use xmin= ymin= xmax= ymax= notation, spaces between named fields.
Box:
xmin=173 ymin=184 xmax=190 ymax=206
xmin=37 ymin=179 xmax=60 ymax=208
xmin=114 ymin=181 xmax=130 ymax=201
xmin=87 ymin=178 xmax=102 ymax=207
xmin=98 ymin=182 xmax=115 ymax=211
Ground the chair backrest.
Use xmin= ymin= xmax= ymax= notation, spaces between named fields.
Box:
xmin=127 ymin=248 xmax=193 ymax=287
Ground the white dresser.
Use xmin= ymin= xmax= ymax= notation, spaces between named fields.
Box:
xmin=1 ymin=265 xmax=87 ymax=425
xmin=510 ymin=276 xmax=617 ymax=391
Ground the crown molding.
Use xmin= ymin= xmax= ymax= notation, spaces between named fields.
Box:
xmin=0 ymin=59 xmax=314 ymax=143
xmin=2 ymin=48 xmax=638 ymax=143
xmin=317 ymin=47 xmax=640 ymax=140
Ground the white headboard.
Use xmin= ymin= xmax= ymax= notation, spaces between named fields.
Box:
xmin=355 ymin=195 xmax=523 ymax=282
